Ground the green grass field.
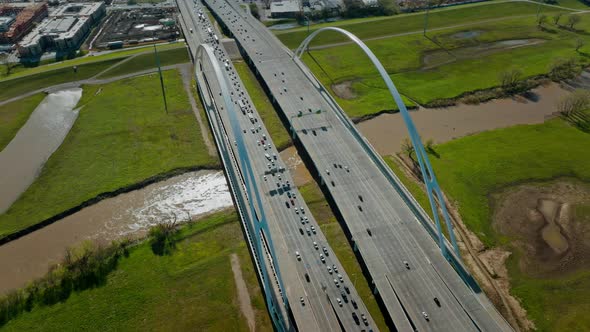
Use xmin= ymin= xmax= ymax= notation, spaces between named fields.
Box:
xmin=0 ymin=70 xmax=218 ymax=239
xmin=0 ymin=58 xmax=122 ymax=102
xmin=276 ymin=1 xmax=571 ymax=48
xmin=385 ymin=116 xmax=590 ymax=331
xmin=428 ymin=118 xmax=590 ymax=247
xmin=0 ymin=94 xmax=45 ymax=150
xmin=97 ymin=47 xmax=190 ymax=78
xmin=1 ymin=210 xmax=273 ymax=331
xmin=298 ymin=182 xmax=388 ymax=331
xmin=233 ymin=61 xmax=292 ymax=150
xmin=275 ymin=1 xmax=590 ymax=116
xmin=0 ymin=43 xmax=185 ymax=81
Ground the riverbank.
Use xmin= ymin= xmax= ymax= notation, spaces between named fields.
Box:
xmin=358 ymin=82 xmax=568 ymax=155
xmin=0 ymin=170 xmax=232 ymax=294
xmin=0 ymin=89 xmax=82 ymax=213
xmin=0 ymin=70 xmax=218 ymax=241
xmin=0 ymin=210 xmax=272 ymax=331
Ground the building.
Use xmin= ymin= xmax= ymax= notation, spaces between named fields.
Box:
xmin=18 ymin=2 xmax=105 ymax=57
xmin=270 ymin=0 xmax=301 ymax=18
xmin=0 ymin=3 xmax=48 ymax=45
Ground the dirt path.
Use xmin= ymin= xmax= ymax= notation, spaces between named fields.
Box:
xmin=230 ymin=253 xmax=256 ymax=331
xmin=179 ymin=63 xmax=217 ymax=157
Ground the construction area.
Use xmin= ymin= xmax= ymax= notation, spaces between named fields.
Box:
xmin=91 ymin=7 xmax=179 ymax=49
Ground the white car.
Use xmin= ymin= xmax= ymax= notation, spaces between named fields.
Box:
xmin=295 ymin=251 xmax=301 ymax=261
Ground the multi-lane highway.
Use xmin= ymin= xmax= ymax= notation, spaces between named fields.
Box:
xmin=176 ymin=1 xmax=379 ymax=330
xmin=201 ymin=0 xmax=513 ymax=331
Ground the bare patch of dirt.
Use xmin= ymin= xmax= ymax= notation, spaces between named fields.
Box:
xmin=331 ymin=80 xmax=357 ymax=100
xmin=280 ymin=146 xmax=312 ymax=187
xmin=230 ymin=253 xmax=256 ymax=331
xmin=491 ymin=179 xmax=590 ymax=277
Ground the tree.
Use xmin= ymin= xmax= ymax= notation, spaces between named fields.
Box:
xmin=401 ymin=137 xmax=415 ymax=162
xmin=576 ymin=38 xmax=585 ymax=52
xmin=567 ymin=14 xmax=581 ymax=29
xmin=553 ymin=13 xmax=562 ymax=25
xmin=499 ymin=68 xmax=523 ymax=93
xmin=249 ymin=3 xmax=260 ymax=20
xmin=557 ymin=89 xmax=590 ymax=116
xmin=549 ymin=57 xmax=579 ymax=81
xmin=537 ymin=14 xmax=547 ymax=28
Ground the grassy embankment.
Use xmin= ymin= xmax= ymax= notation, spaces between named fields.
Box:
xmin=0 ymin=59 xmax=120 ymax=102
xmin=385 ymin=116 xmax=590 ymax=331
xmin=0 ymin=46 xmax=189 ymax=103
xmin=0 ymin=94 xmax=46 ymax=150
xmin=276 ymin=1 xmax=589 ymax=117
xmin=0 ymin=70 xmax=218 ymax=240
xmin=233 ymin=61 xmax=291 ymax=150
xmin=0 ymin=43 xmax=184 ymax=81
xmin=299 ymin=182 xmax=388 ymax=331
xmin=1 ymin=210 xmax=273 ymax=331
xmin=96 ymin=47 xmax=190 ymax=78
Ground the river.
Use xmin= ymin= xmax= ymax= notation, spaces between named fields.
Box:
xmin=0 ymin=170 xmax=232 ymax=294
xmin=0 ymin=89 xmax=82 ymax=213
xmin=357 ymin=83 xmax=569 ymax=155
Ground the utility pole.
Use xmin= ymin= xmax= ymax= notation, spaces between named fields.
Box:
xmin=154 ymin=44 xmax=168 ymax=114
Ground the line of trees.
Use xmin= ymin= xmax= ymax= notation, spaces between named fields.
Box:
xmin=0 ymin=239 xmax=132 ymax=327
xmin=341 ymin=0 xmax=399 ymax=18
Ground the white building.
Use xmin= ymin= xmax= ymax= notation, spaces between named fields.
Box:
xmin=270 ymin=0 xmax=301 ymax=18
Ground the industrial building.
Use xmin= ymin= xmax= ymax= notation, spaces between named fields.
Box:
xmin=17 ymin=2 xmax=105 ymax=58
xmin=0 ymin=3 xmax=48 ymax=45
xmin=270 ymin=0 xmax=301 ymax=18
xmin=91 ymin=8 xmax=179 ymax=49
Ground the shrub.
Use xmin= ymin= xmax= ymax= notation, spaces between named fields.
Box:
xmin=549 ymin=57 xmax=580 ymax=81
xmin=0 ymin=239 xmax=131 ymax=327
xmin=149 ymin=220 xmax=178 ymax=256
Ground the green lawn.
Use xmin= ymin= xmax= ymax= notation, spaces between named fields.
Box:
xmin=0 ymin=59 xmax=122 ymax=102
xmin=0 ymin=94 xmax=45 ymax=150
xmin=384 ymin=117 xmax=590 ymax=331
xmin=233 ymin=61 xmax=292 ymax=150
xmin=299 ymin=182 xmax=388 ymax=331
xmin=97 ymin=47 xmax=190 ymax=78
xmin=0 ymin=70 xmax=219 ymax=239
xmin=427 ymin=118 xmax=590 ymax=247
xmin=276 ymin=1 xmax=571 ymax=49
xmin=0 ymin=43 xmax=185 ymax=81
xmin=298 ymin=13 xmax=590 ymax=114
xmin=1 ymin=210 xmax=273 ymax=331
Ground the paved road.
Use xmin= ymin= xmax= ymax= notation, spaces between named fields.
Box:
xmin=177 ymin=1 xmax=378 ymax=330
xmin=204 ymin=0 xmax=513 ymax=331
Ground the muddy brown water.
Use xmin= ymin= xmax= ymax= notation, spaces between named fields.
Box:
xmin=0 ymin=89 xmax=82 ymax=213
xmin=357 ymin=82 xmax=569 ymax=155
xmin=0 ymin=170 xmax=232 ymax=294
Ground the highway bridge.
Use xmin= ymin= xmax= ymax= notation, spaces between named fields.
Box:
xmin=176 ymin=0 xmax=379 ymax=330
xmin=198 ymin=0 xmax=514 ymax=331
